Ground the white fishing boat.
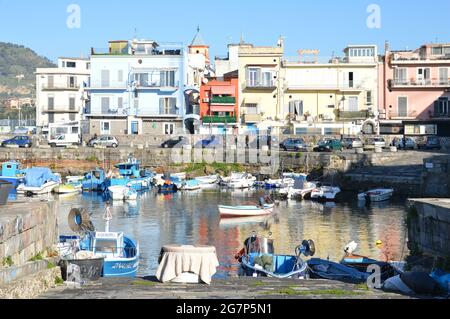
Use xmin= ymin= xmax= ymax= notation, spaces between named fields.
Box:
xmin=17 ymin=167 xmax=61 ymax=196
xmin=195 ymin=175 xmax=219 ymax=185
xmin=224 ymin=173 xmax=256 ymax=189
xmin=358 ymin=188 xmax=394 ymax=202
xmin=108 ymin=186 xmax=138 ymax=201
xmin=54 ymin=183 xmax=82 ymax=195
xmin=218 ymin=204 xmax=274 ymax=218
xmin=180 ymin=179 xmax=202 ymax=191
xmin=280 ymin=175 xmax=317 ymax=200
xmin=311 ymin=186 xmax=341 ymax=201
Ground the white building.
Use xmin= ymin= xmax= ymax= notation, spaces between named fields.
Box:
xmin=87 ymin=39 xmax=188 ymax=136
xmin=35 ymin=57 xmax=90 ymax=128
xmin=282 ymin=45 xmax=380 ymax=135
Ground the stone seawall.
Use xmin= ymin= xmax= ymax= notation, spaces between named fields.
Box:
xmin=0 ymin=200 xmax=59 ymax=285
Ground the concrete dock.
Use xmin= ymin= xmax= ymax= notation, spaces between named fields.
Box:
xmin=39 ymin=276 xmax=413 ymax=299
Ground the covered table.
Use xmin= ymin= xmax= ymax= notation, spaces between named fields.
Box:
xmin=156 ymin=245 xmax=219 ymax=285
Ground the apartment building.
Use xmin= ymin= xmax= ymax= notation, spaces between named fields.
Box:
xmin=35 ymin=57 xmax=90 ymax=128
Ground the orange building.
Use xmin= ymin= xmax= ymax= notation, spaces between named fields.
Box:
xmin=200 ymin=72 xmax=239 ymax=126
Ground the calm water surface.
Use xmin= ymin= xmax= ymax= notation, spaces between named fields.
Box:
xmin=55 ymin=188 xmax=409 ymax=278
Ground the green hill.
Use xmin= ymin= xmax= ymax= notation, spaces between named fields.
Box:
xmin=0 ymin=42 xmax=56 ymax=99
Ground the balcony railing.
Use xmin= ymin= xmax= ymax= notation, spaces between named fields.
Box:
xmin=388 ymin=79 xmax=450 ymax=88
xmin=385 ymin=111 xmax=418 ymax=119
xmin=42 ymin=84 xmax=80 ymax=91
xmin=337 ymin=110 xmax=370 ymax=119
xmin=432 ymin=112 xmax=450 ymax=119
xmin=243 ymin=114 xmax=262 ymax=123
xmin=210 ymin=96 xmax=236 ymax=104
xmin=43 ymin=106 xmax=80 ymax=113
xmin=244 ymin=81 xmax=276 ymax=90
xmin=202 ymin=115 xmax=237 ymax=124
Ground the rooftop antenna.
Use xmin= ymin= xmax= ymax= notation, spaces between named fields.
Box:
xmin=240 ymin=33 xmax=245 ymax=45
xmin=133 ymin=27 xmax=138 ymax=40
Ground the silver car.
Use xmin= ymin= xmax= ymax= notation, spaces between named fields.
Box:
xmin=88 ymin=136 xmax=119 ymax=148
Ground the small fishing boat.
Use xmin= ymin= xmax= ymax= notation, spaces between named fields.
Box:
xmin=195 ymin=175 xmax=219 ymax=185
xmin=180 ymin=179 xmax=201 ymax=191
xmin=219 ymin=197 xmax=275 ymax=218
xmin=358 ymin=188 xmax=394 ymax=202
xmin=54 ymin=183 xmax=82 ymax=195
xmin=108 ymin=185 xmax=138 ymax=201
xmin=59 ymin=206 xmax=139 ymax=277
xmin=82 ymin=168 xmax=108 ymax=192
xmin=236 ymin=233 xmax=315 ymax=279
xmin=0 ymin=161 xmax=25 ymax=192
xmin=225 ymin=173 xmax=256 ymax=189
xmin=311 ymin=186 xmax=341 ymax=201
xmin=279 ymin=175 xmax=317 ymax=200
xmin=307 ymin=258 xmax=370 ymax=283
xmin=17 ymin=167 xmax=61 ymax=196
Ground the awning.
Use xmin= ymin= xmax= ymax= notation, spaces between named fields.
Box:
xmin=211 ymin=86 xmax=235 ymax=95
xmin=244 ymin=97 xmax=261 ymax=105
xmin=210 ymin=105 xmax=235 ymax=112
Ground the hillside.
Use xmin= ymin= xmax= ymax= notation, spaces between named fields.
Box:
xmin=0 ymin=42 xmax=56 ymax=99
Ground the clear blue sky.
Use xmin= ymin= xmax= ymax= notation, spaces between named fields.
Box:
xmin=1 ymin=0 xmax=449 ymax=62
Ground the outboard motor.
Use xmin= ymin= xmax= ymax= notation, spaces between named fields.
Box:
xmin=296 ymin=239 xmax=316 ymax=257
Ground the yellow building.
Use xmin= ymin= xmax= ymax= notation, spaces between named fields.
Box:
xmin=238 ymin=40 xmax=284 ymax=128
xmin=281 ymin=45 xmax=380 ymax=135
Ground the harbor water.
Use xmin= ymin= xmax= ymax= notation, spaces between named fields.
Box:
xmin=55 ymin=188 xmax=409 ymax=278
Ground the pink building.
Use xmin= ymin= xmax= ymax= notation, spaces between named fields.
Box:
xmin=379 ymin=43 xmax=450 ymax=135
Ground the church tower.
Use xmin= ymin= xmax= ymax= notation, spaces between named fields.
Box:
xmin=189 ymin=27 xmax=210 ymax=65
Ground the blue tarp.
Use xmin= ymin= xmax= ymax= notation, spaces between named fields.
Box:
xmin=23 ymin=167 xmax=60 ymax=187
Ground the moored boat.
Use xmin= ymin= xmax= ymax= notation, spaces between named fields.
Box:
xmin=311 ymin=186 xmax=341 ymax=201
xmin=358 ymin=188 xmax=394 ymax=202
xmin=17 ymin=167 xmax=61 ymax=196
xmin=219 ymin=204 xmax=274 ymax=218
xmin=279 ymin=175 xmax=317 ymax=200
xmin=0 ymin=161 xmax=24 ymax=192
xmin=108 ymin=185 xmax=138 ymax=201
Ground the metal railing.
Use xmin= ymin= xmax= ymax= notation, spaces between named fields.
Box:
xmin=42 ymin=84 xmax=80 ymax=90
xmin=202 ymin=115 xmax=237 ymax=123
xmin=389 ymin=79 xmax=450 ymax=88
xmin=244 ymin=81 xmax=276 ymax=89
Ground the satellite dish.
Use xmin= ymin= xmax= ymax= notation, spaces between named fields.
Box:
xmin=68 ymin=208 xmax=95 ymax=234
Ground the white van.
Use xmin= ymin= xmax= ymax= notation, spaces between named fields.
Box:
xmin=48 ymin=134 xmax=81 ymax=148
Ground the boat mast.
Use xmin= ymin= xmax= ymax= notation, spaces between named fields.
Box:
xmin=104 ymin=202 xmax=113 ymax=232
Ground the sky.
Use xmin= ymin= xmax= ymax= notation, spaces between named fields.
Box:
xmin=0 ymin=0 xmax=450 ymax=63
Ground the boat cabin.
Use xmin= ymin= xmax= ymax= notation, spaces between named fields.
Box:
xmin=115 ymin=162 xmax=141 ymax=178
xmin=91 ymin=231 xmax=125 ymax=258
xmin=1 ymin=162 xmax=22 ymax=177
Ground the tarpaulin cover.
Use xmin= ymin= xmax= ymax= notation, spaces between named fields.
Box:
xmin=23 ymin=167 xmax=60 ymax=187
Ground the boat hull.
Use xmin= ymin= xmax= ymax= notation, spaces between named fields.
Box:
xmin=17 ymin=181 xmax=60 ymax=195
xmin=358 ymin=189 xmax=394 ymax=202
xmin=103 ymin=258 xmax=139 ymax=277
xmin=240 ymin=254 xmax=307 ymax=279
xmin=219 ymin=205 xmax=274 ymax=218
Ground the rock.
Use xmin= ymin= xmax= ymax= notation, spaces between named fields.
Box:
xmin=204 ymin=165 xmax=216 ymax=176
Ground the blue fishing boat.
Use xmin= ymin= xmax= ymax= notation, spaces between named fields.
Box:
xmin=82 ymin=168 xmax=108 ymax=192
xmin=59 ymin=205 xmax=139 ymax=278
xmin=113 ymin=158 xmax=153 ymax=192
xmin=0 ymin=161 xmax=24 ymax=192
xmin=236 ymin=233 xmax=314 ymax=279
xmin=307 ymin=258 xmax=370 ymax=283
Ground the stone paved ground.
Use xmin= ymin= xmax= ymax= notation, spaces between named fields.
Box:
xmin=39 ymin=276 xmax=414 ymax=299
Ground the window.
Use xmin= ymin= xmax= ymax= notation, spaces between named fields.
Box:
xmin=289 ymin=100 xmax=303 ymax=116
xmin=366 ymin=91 xmax=372 ymax=104
xmin=417 ymin=68 xmax=431 ymax=84
xmin=66 ymin=62 xmax=76 ymax=68
xmin=439 ymin=68 xmax=449 ymax=84
xmin=47 ymin=75 xmax=54 ymax=88
xmin=69 ymin=113 xmax=76 ymax=121
xmin=101 ymin=70 xmax=110 ymax=87
xmin=134 ymin=73 xmax=149 ymax=86
xmin=398 ymin=97 xmax=408 ymax=117
xmin=69 ymin=96 xmax=75 ymax=110
xmin=244 ymin=103 xmax=258 ymax=115
xmin=68 ymin=76 xmax=77 ymax=88
xmin=432 ymin=47 xmax=443 ymax=55
xmin=118 ymin=70 xmax=124 ymax=83
xmin=101 ymin=97 xmax=110 ymax=113
xmin=159 ymin=97 xmax=177 ymax=115
xmin=101 ymin=121 xmax=111 ymax=135
xmin=295 ymin=128 xmax=307 ymax=135
xmin=247 ymin=68 xmax=260 ymax=86
xmin=160 ymin=70 xmax=176 ymax=87
xmin=134 ymin=99 xmax=139 ymax=109
xmin=164 ymin=123 xmax=175 ymax=135
xmin=118 ymin=97 xmax=123 ymax=109
xmin=262 ymin=71 xmax=273 ymax=87
xmin=347 ymin=96 xmax=359 ymax=112
xmin=86 ymin=63 xmax=91 ymax=70
xmin=348 ymin=72 xmax=354 ymax=88
xmin=62 ymin=61 xmax=65 ymax=68
xmin=48 ymin=96 xmax=54 ymax=110
xmin=71 ymin=127 xmax=79 ymax=134
xmin=48 ymin=113 xmax=54 ymax=124
xmin=394 ymin=68 xmax=407 ymax=84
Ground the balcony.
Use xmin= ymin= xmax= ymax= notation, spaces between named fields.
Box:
xmin=42 ymin=84 xmax=80 ymax=91
xmin=202 ymin=115 xmax=237 ymax=124
xmin=388 ymin=79 xmax=450 ymax=89
xmin=242 ymin=114 xmax=262 ymax=123
xmin=43 ymin=106 xmax=80 ymax=113
xmin=210 ymin=96 xmax=236 ymax=104
xmin=337 ymin=110 xmax=371 ymax=120
xmin=385 ymin=110 xmax=418 ymax=120
xmin=244 ymin=80 xmax=276 ymax=90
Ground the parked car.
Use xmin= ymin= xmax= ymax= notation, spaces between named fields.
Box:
xmin=418 ymin=136 xmax=441 ymax=150
xmin=279 ymin=138 xmax=308 ymax=152
xmin=161 ymin=136 xmax=190 ymax=149
xmin=88 ymin=136 xmax=119 ymax=148
xmin=341 ymin=137 xmax=364 ymax=149
xmin=313 ymin=139 xmax=343 ymax=152
xmin=48 ymin=134 xmax=81 ymax=148
xmin=1 ymin=136 xmax=32 ymax=148
xmin=366 ymin=137 xmax=386 ymax=148
xmin=391 ymin=137 xmax=416 ymax=150
xmin=195 ymin=136 xmax=222 ymax=149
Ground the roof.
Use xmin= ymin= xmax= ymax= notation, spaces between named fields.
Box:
xmin=190 ymin=28 xmax=207 ymax=47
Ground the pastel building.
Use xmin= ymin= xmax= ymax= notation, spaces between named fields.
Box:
xmin=282 ymin=45 xmax=379 ymax=135
xmin=87 ymin=39 xmax=187 ymax=136
xmin=35 ymin=57 xmax=90 ymax=127
xmin=199 ymin=71 xmax=239 ymax=134
xmin=379 ymin=43 xmax=450 ymax=135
